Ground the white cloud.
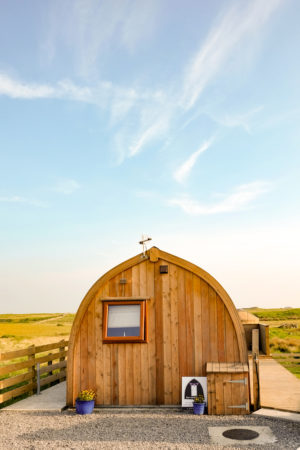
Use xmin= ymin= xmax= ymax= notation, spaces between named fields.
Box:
xmin=0 ymin=0 xmax=284 ymax=162
xmin=182 ymin=0 xmax=283 ymax=110
xmin=0 ymin=73 xmax=57 ymax=99
xmin=0 ymin=72 xmax=92 ymax=101
xmin=51 ymin=179 xmax=80 ymax=195
xmin=208 ymin=106 xmax=264 ymax=133
xmin=0 ymin=72 xmax=162 ymax=124
xmin=119 ymin=1 xmax=160 ymax=53
xmin=129 ymin=116 xmax=170 ymax=157
xmin=170 ymin=181 xmax=272 ymax=215
xmin=126 ymin=0 xmax=283 ymax=157
xmin=173 ymin=139 xmax=213 ymax=183
xmin=0 ymin=196 xmax=46 ymax=207
xmin=43 ymin=0 xmax=160 ymax=76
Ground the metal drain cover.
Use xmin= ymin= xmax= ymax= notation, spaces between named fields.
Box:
xmin=222 ymin=428 xmax=259 ymax=440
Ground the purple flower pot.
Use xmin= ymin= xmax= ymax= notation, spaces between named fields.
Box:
xmin=75 ymin=399 xmax=95 ymax=414
xmin=193 ymin=402 xmax=205 ymax=415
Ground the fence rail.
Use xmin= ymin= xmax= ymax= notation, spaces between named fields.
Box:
xmin=0 ymin=340 xmax=68 ymax=405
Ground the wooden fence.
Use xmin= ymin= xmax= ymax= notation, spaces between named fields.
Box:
xmin=0 ymin=340 xmax=68 ymax=405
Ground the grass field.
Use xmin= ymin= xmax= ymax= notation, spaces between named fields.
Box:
xmin=246 ymin=307 xmax=300 ymax=379
xmin=246 ymin=307 xmax=300 ymax=322
xmin=0 ymin=313 xmax=74 ymax=353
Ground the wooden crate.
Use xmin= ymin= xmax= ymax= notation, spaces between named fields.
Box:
xmin=207 ymin=362 xmax=250 ymax=415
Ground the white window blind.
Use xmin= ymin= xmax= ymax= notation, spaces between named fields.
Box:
xmin=108 ymin=304 xmax=140 ymax=329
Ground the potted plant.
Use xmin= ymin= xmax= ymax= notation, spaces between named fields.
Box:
xmin=75 ymin=389 xmax=96 ymax=415
xmin=193 ymin=394 xmax=205 ymax=415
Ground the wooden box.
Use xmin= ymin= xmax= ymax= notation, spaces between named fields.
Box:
xmin=207 ymin=362 xmax=250 ymax=415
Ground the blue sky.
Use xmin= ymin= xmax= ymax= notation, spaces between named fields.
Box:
xmin=0 ymin=0 xmax=299 ymax=312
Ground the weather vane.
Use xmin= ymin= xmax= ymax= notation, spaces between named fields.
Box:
xmin=139 ymin=234 xmax=152 ymax=258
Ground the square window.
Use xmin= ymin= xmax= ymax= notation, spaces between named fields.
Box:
xmin=103 ymin=300 xmax=147 ymax=343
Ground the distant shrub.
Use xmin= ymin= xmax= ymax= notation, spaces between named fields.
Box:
xmin=278 ymin=323 xmax=297 ymax=329
xmin=270 ymin=337 xmax=300 ymax=353
xmin=270 ymin=338 xmax=289 ymax=352
xmin=0 ymin=334 xmax=15 ymax=338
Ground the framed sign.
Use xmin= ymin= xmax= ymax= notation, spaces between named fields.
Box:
xmin=182 ymin=377 xmax=207 ymax=407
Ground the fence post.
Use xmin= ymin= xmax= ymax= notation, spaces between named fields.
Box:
xmin=36 ymin=363 xmax=41 ymax=395
xmin=48 ymin=353 xmax=53 ymax=386
xmin=59 ymin=340 xmax=66 ymax=383
xmin=252 ymin=329 xmax=260 ymax=411
xmin=28 ymin=345 xmax=35 ymax=396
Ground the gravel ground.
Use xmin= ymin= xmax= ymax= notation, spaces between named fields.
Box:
xmin=0 ymin=408 xmax=299 ymax=449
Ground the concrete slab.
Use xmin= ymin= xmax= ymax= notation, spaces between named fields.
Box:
xmin=249 ymin=357 xmax=300 ymax=412
xmin=208 ymin=426 xmax=277 ymax=447
xmin=253 ymin=408 xmax=300 ymax=423
xmin=3 ymin=381 xmax=66 ymax=412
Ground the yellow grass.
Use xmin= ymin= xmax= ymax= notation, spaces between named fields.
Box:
xmin=0 ymin=314 xmax=74 ymax=353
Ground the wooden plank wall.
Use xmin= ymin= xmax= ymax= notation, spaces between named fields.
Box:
xmin=72 ymin=259 xmax=242 ymax=405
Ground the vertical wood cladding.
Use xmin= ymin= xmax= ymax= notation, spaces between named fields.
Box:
xmin=72 ymin=258 xmax=243 ymax=405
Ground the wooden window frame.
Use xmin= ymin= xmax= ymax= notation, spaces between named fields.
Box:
xmin=102 ymin=300 xmax=148 ymax=343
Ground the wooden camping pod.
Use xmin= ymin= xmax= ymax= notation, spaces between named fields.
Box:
xmin=67 ymin=247 xmax=249 ymax=412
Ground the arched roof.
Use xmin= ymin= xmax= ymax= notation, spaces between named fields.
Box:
xmin=67 ymin=247 xmax=248 ymax=402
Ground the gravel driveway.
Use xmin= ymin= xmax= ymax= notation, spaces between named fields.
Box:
xmin=0 ymin=408 xmax=299 ymax=449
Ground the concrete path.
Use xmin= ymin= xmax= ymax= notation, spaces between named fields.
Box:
xmin=249 ymin=358 xmax=300 ymax=412
xmin=253 ymin=408 xmax=300 ymax=423
xmin=3 ymin=381 xmax=66 ymax=412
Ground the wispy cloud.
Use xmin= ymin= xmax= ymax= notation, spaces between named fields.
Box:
xmin=181 ymin=0 xmax=283 ymax=110
xmin=169 ymin=181 xmax=272 ymax=215
xmin=129 ymin=115 xmax=170 ymax=157
xmin=0 ymin=73 xmax=58 ymax=99
xmin=0 ymin=72 xmax=92 ymax=101
xmin=51 ymin=179 xmax=80 ymax=195
xmin=208 ymin=106 xmax=264 ymax=133
xmin=0 ymin=0 xmax=284 ymax=162
xmin=173 ymin=139 xmax=213 ymax=183
xmin=0 ymin=196 xmax=46 ymax=207
xmin=127 ymin=0 xmax=283 ymax=156
xmin=0 ymin=72 xmax=162 ymax=124
xmin=43 ymin=0 xmax=160 ymax=76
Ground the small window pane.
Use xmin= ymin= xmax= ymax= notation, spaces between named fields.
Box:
xmin=107 ymin=304 xmax=141 ymax=337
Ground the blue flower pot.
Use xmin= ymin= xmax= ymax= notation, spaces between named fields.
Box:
xmin=193 ymin=402 xmax=205 ymax=415
xmin=75 ymin=399 xmax=95 ymax=414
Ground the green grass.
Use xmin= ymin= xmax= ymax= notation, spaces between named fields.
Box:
xmin=0 ymin=314 xmax=63 ymax=323
xmin=272 ymin=354 xmax=300 ymax=379
xmin=245 ymin=307 xmax=300 ymax=379
xmin=270 ymin=326 xmax=300 ymax=339
xmin=246 ymin=307 xmax=300 ymax=321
